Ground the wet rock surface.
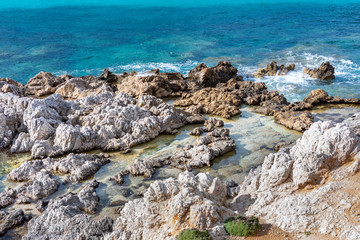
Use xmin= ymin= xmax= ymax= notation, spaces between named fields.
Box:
xmin=111 ymin=128 xmax=235 ymax=184
xmin=24 ymin=180 xmax=114 ymax=240
xmin=7 ymin=153 xmax=110 ymax=183
xmin=109 ymin=171 xmax=233 ymax=240
xmin=303 ymin=61 xmax=335 ymax=80
xmin=254 ymin=61 xmax=296 ymax=78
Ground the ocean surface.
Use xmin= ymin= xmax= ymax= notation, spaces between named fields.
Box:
xmin=1 ymin=0 xmax=360 ymax=101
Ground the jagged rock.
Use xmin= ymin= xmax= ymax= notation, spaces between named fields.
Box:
xmin=170 ymin=128 xmax=236 ymax=170
xmin=274 ymin=111 xmax=314 ymax=132
xmin=0 ymin=171 xmax=59 ymax=209
xmin=175 ymin=79 xmax=288 ymax=119
xmin=55 ymin=77 xmax=113 ymax=99
xmin=188 ymin=61 xmax=238 ymax=88
xmin=99 ymin=68 xmax=120 ymax=83
xmin=111 ymin=128 xmax=235 ymax=184
xmin=303 ymin=62 xmax=335 ymax=80
xmin=25 ymin=71 xmax=65 ymax=96
xmin=273 ymin=141 xmax=291 ymax=152
xmin=7 ymin=153 xmax=110 ymax=183
xmin=254 ymin=61 xmax=295 ymax=78
xmin=117 ymin=73 xmax=187 ymax=98
xmin=0 ymin=78 xmax=25 ymax=96
xmin=24 ymin=180 xmax=114 ymax=240
xmin=108 ymin=171 xmax=234 ymax=240
xmin=1 ymin=91 xmax=203 ymax=158
xmin=190 ymin=127 xmax=204 ymax=136
xmin=232 ymin=115 xmax=360 ymax=238
xmin=204 ymin=117 xmax=224 ymax=132
xmin=35 ymin=200 xmax=49 ymax=212
xmin=174 ymin=88 xmax=242 ymax=118
xmin=0 ymin=209 xmax=31 ymax=236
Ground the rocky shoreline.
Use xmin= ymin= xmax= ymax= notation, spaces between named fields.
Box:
xmin=1 ymin=61 xmax=360 ymax=239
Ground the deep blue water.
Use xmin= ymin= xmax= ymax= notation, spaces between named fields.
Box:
xmin=1 ymin=1 xmax=360 ymax=101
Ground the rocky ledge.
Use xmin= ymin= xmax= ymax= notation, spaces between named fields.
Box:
xmin=0 ymin=91 xmax=203 ymax=158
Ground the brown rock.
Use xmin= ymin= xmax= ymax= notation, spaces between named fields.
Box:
xmin=303 ymin=62 xmax=335 ymax=80
xmin=188 ymin=61 xmax=238 ymax=87
xmin=254 ymin=61 xmax=295 ymax=78
xmin=274 ymin=111 xmax=314 ymax=132
xmin=25 ymin=71 xmax=65 ymax=97
xmin=174 ymin=88 xmax=242 ymax=119
xmin=117 ymin=74 xmax=187 ymax=98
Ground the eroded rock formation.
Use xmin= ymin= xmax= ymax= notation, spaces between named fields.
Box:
xmin=303 ymin=61 xmax=335 ymax=80
xmin=254 ymin=61 xmax=295 ymax=78
xmin=7 ymin=153 xmax=110 ymax=183
xmin=108 ymin=171 xmax=233 ymax=240
xmin=111 ymin=128 xmax=235 ymax=184
xmin=0 ymin=91 xmax=203 ymax=158
xmin=24 ymin=180 xmax=114 ymax=240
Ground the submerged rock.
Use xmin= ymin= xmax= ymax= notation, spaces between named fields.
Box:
xmin=303 ymin=61 xmax=335 ymax=80
xmin=7 ymin=153 xmax=110 ymax=183
xmin=24 ymin=180 xmax=114 ymax=240
xmin=111 ymin=128 xmax=235 ymax=184
xmin=254 ymin=61 xmax=295 ymax=78
xmin=108 ymin=171 xmax=234 ymax=240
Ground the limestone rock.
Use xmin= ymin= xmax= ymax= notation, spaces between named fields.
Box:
xmin=117 ymin=73 xmax=187 ymax=98
xmin=233 ymin=115 xmax=360 ymax=238
xmin=254 ymin=61 xmax=295 ymax=78
xmin=303 ymin=62 xmax=335 ymax=80
xmin=108 ymin=171 xmax=234 ymax=240
xmin=7 ymin=153 xmax=110 ymax=183
xmin=274 ymin=111 xmax=314 ymax=132
xmin=55 ymin=77 xmax=113 ymax=99
xmin=174 ymin=88 xmax=242 ymax=119
xmin=190 ymin=127 xmax=204 ymax=136
xmin=111 ymin=128 xmax=235 ymax=184
xmin=0 ymin=171 xmax=59 ymax=209
xmin=25 ymin=71 xmax=65 ymax=96
xmin=0 ymin=209 xmax=30 ymax=236
xmin=188 ymin=61 xmax=238 ymax=88
xmin=1 ymin=91 xmax=203 ymax=158
xmin=24 ymin=180 xmax=114 ymax=240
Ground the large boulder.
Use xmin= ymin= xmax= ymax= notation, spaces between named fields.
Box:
xmin=108 ymin=171 xmax=233 ymax=240
xmin=303 ymin=62 xmax=335 ymax=80
xmin=188 ymin=61 xmax=238 ymax=88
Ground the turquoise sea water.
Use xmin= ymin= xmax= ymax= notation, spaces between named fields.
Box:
xmin=1 ymin=1 xmax=360 ymax=101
